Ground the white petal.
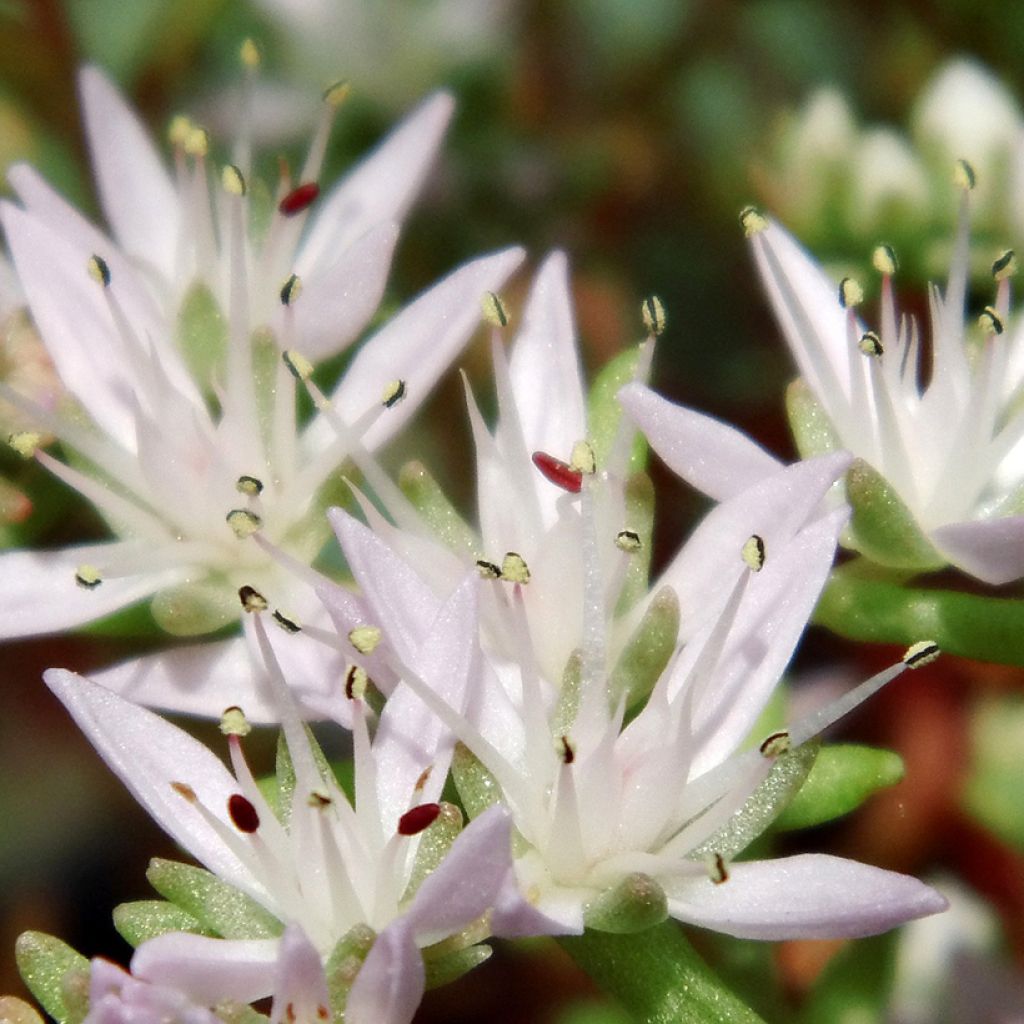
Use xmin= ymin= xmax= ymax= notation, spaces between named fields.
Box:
xmin=275 ymin=222 xmax=400 ymax=361
xmin=665 ymin=854 xmax=947 ymax=940
xmin=0 ymin=542 xmax=185 ymax=639
xmin=404 ymin=806 xmax=512 ymax=941
xmin=132 ymin=934 xmax=278 ymax=1005
xmin=508 ymin=251 xmax=586 ymax=461
xmin=931 ymin=515 xmax=1024 ymax=585
xmin=269 ymin=926 xmax=330 ymax=1024
xmin=78 ymin=65 xmax=179 ymax=281
xmin=298 ymin=91 xmax=454 ymax=271
xmin=345 ymin=920 xmax=423 ymax=1024
xmin=618 ymin=383 xmax=783 ymax=501
xmin=305 ymin=247 xmax=525 ymax=453
xmin=44 ymin=669 xmax=263 ymax=899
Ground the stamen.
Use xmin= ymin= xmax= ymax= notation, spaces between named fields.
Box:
xmin=236 ymin=475 xmax=264 ymax=496
xmin=414 ymin=766 xmax=432 ymax=792
xmin=272 ymin=610 xmax=301 ymax=634
xmin=322 ymin=79 xmax=351 ymax=108
xmin=344 ymin=664 xmax=368 ymax=700
xmin=759 ymin=731 xmax=790 ymax=758
xmin=167 ymin=115 xmax=192 ymax=148
xmin=858 ymin=331 xmax=884 ymax=357
xmin=872 ymin=244 xmax=898 ymax=276
xmin=979 ymin=306 xmax=1004 ymax=335
xmin=278 ymin=182 xmax=320 ymax=217
xmin=87 ymin=255 xmax=111 ymax=287
xmin=282 ymin=349 xmax=314 ymax=382
xmin=397 ymin=803 xmax=441 ymax=836
xmin=641 ymin=295 xmax=666 ymax=336
xmin=902 ymin=640 xmax=940 ymax=669
xmin=500 ymin=552 xmax=531 ymax=584
xmin=226 ymin=508 xmax=262 ymax=538
xmin=838 ymin=277 xmax=864 ymax=309
xmin=707 ymin=853 xmax=729 ymax=885
xmin=227 ymin=793 xmax=260 ymax=834
xmin=184 ymin=126 xmax=209 ymax=158
xmin=7 ymin=431 xmax=41 ymax=458
xmin=74 ymin=564 xmax=102 ymax=589
xmin=954 ymin=158 xmax=976 ymax=191
xmin=239 ymin=38 xmax=261 ymax=69
xmin=532 ymin=450 xmax=583 ymax=493
xmin=481 ymin=291 xmax=508 ymax=327
xmin=559 ymin=735 xmax=576 ymax=765
xmin=238 ymin=585 xmax=268 ymax=613
xmin=171 ymin=781 xmax=197 ymax=802
xmin=570 ymin=440 xmax=596 ymax=475
xmin=307 ymin=789 xmax=332 ymax=808
xmin=993 ymin=249 xmax=1017 ymax=281
xmin=348 ymin=625 xmax=382 ymax=654
xmin=221 ymin=164 xmax=246 ymax=196
xmin=615 ymin=529 xmax=642 ymax=553
xmin=740 ymin=534 xmax=765 ymax=572
xmin=476 ymin=559 xmax=502 ymax=579
xmin=381 ymin=379 xmax=406 ymax=409
xmin=739 ymin=205 xmax=768 ymax=236
xmin=219 ymin=706 xmax=251 ymax=737
xmin=280 ymin=274 xmax=302 ymax=307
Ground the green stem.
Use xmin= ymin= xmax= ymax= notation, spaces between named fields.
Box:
xmin=815 ymin=563 xmax=1024 ymax=665
xmin=558 ymin=923 xmax=767 ymax=1024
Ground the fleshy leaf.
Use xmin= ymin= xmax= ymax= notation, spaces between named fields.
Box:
xmin=0 ymin=996 xmax=46 ymax=1024
xmin=451 ymin=742 xmax=503 ymax=819
xmin=405 ymin=802 xmax=464 ymax=896
xmin=113 ymin=899 xmax=210 ymax=947
xmin=398 ymin=460 xmax=479 ymax=559
xmin=797 ymin=932 xmax=897 ymax=1024
xmin=785 ymin=377 xmax=839 ymax=459
xmin=688 ymin=742 xmax=819 ymax=861
xmin=176 ymin=283 xmax=227 ymax=391
xmin=146 ymin=859 xmax=283 ymax=940
xmin=776 ymin=744 xmax=905 ymax=831
xmin=615 ymin=472 xmax=656 ymax=615
xmin=963 ymin=696 xmax=1024 ymax=850
xmin=324 ymin=923 xmax=376 ymax=1019
xmin=14 ymin=932 xmax=88 ymax=1024
xmin=609 ymin=586 xmax=679 ymax=709
xmin=423 ymin=943 xmax=492 ymax=989
xmin=587 ymin=346 xmax=647 ymax=473
xmin=584 ymin=874 xmax=669 ymax=934
xmin=150 ymin=581 xmax=239 ymax=637
xmin=844 ymin=459 xmax=944 ymax=571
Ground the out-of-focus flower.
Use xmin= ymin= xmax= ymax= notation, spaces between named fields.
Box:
xmin=0 ymin=63 xmax=523 ymax=718
xmin=84 ymin=956 xmax=221 ymax=1024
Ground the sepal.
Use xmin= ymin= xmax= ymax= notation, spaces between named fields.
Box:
xmin=785 ymin=377 xmax=839 ymax=459
xmin=609 ymin=586 xmax=679 ymax=709
xmin=586 ymin=347 xmax=648 ymax=474
xmin=113 ymin=899 xmax=210 ymax=947
xmin=14 ymin=932 xmax=89 ymax=1024
xmin=583 ymin=874 xmax=669 ymax=934
xmin=324 ymin=924 xmax=375 ymax=1020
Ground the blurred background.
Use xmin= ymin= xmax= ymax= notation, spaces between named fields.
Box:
xmin=1 ymin=0 xmax=1024 ymax=1020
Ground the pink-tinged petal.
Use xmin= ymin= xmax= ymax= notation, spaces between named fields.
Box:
xmin=405 ymin=806 xmax=512 ymax=941
xmin=0 ymin=542 xmax=185 ymax=639
xmin=618 ymin=383 xmax=783 ymax=502
xmin=274 ymin=222 xmax=400 ymax=362
xmin=508 ymin=251 xmax=586 ymax=461
xmin=78 ymin=66 xmax=179 ymax=281
xmin=931 ymin=515 xmax=1024 ymax=585
xmin=307 ymin=247 xmax=525 ymax=453
xmin=665 ymin=854 xmax=947 ymax=940
xmin=491 ymin=866 xmax=585 ymax=937
xmin=268 ymin=926 xmax=330 ymax=1024
xmin=298 ymin=91 xmax=454 ymax=271
xmin=44 ymin=669 xmax=263 ymax=899
xmin=373 ymin=574 xmax=479 ymax=829
xmin=345 ymin=920 xmax=423 ymax=1024
xmin=650 ymin=452 xmax=851 ymax=642
xmin=132 ymin=934 xmax=278 ymax=1005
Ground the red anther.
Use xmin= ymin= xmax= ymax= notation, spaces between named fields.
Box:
xmin=228 ymin=793 xmax=260 ymax=833
xmin=397 ymin=802 xmax=441 ymax=836
xmin=278 ymin=182 xmax=320 ymax=216
xmin=532 ymin=451 xmax=582 ymax=493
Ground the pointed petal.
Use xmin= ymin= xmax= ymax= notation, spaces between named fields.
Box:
xmin=43 ymin=669 xmax=263 ymax=898
xmin=344 ymin=920 xmax=423 ymax=1024
xmin=306 ymin=247 xmax=525 ymax=453
xmin=298 ymin=91 xmax=454 ymax=270
xmin=508 ymin=251 xmax=586 ymax=459
xmin=269 ymin=926 xmax=330 ymax=1024
xmin=490 ymin=861 xmax=586 ymax=937
xmin=275 ymin=222 xmax=400 ymax=361
xmin=0 ymin=542 xmax=185 ymax=638
xmin=78 ymin=65 xmax=179 ymax=280
xmin=618 ymin=383 xmax=783 ymax=501
xmin=665 ymin=854 xmax=947 ymax=940
xmin=132 ymin=934 xmax=278 ymax=1004
xmin=931 ymin=515 xmax=1024 ymax=585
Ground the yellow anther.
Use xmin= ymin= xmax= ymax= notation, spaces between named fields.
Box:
xmin=221 ymin=164 xmax=246 ymax=196
xmin=615 ymin=529 xmax=642 ymax=553
xmin=858 ymin=331 xmax=883 ymax=357
xmin=322 ymin=79 xmax=352 ymax=108
xmin=481 ymin=291 xmax=508 ymax=328
xmin=236 ymin=475 xmax=264 ymax=496
xmin=167 ymin=114 xmax=192 ymax=148
xmin=349 ymin=625 xmax=382 ymax=654
xmin=739 ymin=205 xmax=768 ymax=236
xmin=954 ymin=158 xmax=976 ymax=191
xmin=759 ymin=731 xmax=791 ymax=758
xmin=280 ymin=274 xmax=303 ymax=307
xmin=345 ymin=664 xmax=369 ymax=700
xmin=184 ymin=126 xmax=210 ymax=158
xmin=282 ymin=349 xmax=314 ymax=381
xmin=226 ymin=508 xmax=262 ymax=538
xmin=707 ymin=853 xmax=729 ymax=885
xmin=500 ymin=552 xmax=531 ymax=584
xmin=570 ymin=440 xmax=596 ymax=475
xmin=741 ymin=535 xmax=765 ymax=572
xmin=240 ymin=38 xmax=261 ymax=69
xmin=87 ymin=255 xmax=111 ymax=287
xmin=993 ymin=249 xmax=1017 ymax=281
xmin=74 ymin=564 xmax=102 ymax=589
xmin=381 ymin=380 xmax=406 ymax=409
xmin=272 ymin=610 xmax=301 ymax=634
xmin=238 ymin=585 xmax=268 ymax=613
xmin=475 ymin=559 xmax=502 ymax=579
xmin=8 ymin=431 xmax=42 ymax=458
xmin=219 ymin=706 xmax=252 ymax=736
xmin=903 ymin=640 xmax=939 ymax=669
xmin=872 ymin=244 xmax=898 ymax=276
xmin=641 ymin=295 xmax=666 ymax=336
xmin=979 ymin=306 xmax=1004 ymax=335
xmin=838 ymin=277 xmax=864 ymax=309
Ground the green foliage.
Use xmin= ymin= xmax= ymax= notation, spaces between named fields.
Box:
xmin=609 ymin=585 xmax=679 ymax=709
xmin=0 ymin=996 xmax=46 ymax=1024
xmin=14 ymin=932 xmax=89 ymax=1024
xmin=963 ymin=696 xmax=1024 ymax=850
xmin=451 ymin=741 xmax=504 ymax=819
xmin=324 ymin=924 xmax=375 ymax=1019
xmin=405 ymin=802 xmax=464 ymax=896
xmin=785 ymin=378 xmax=839 ymax=459
xmin=584 ymin=873 xmax=669 ymax=934
xmin=113 ymin=898 xmax=210 ymax=947
xmin=777 ymin=744 xmax=905 ymax=830
xmin=423 ymin=943 xmax=493 ymax=989
xmin=798 ymin=932 xmax=897 ymax=1024
xmin=586 ymin=346 xmax=649 ymax=474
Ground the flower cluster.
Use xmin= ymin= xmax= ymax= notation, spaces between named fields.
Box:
xmin=0 ymin=49 xmax=961 ymax=1024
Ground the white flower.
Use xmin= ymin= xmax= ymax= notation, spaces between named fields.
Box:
xmin=622 ymin=197 xmax=1024 ymax=584
xmin=85 ymin=956 xmax=221 ymax=1024
xmin=0 ymin=64 xmax=523 ymax=719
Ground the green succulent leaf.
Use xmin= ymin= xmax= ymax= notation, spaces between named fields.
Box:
xmin=325 ymin=924 xmax=376 ymax=1019
xmin=797 ymin=932 xmax=897 ymax=1024
xmin=0 ymin=996 xmax=46 ymax=1024
xmin=14 ymin=932 xmax=89 ymax=1024
xmin=587 ymin=346 xmax=648 ymax=473
xmin=423 ymin=943 xmax=493 ymax=989
xmin=452 ymin=742 xmax=504 ymax=819
xmin=610 ymin=585 xmax=679 ymax=709
xmin=405 ymin=802 xmax=464 ymax=896
xmin=963 ymin=696 xmax=1024 ymax=850
xmin=785 ymin=377 xmax=839 ymax=459
xmin=584 ymin=873 xmax=669 ymax=934
xmin=113 ymin=899 xmax=210 ymax=947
